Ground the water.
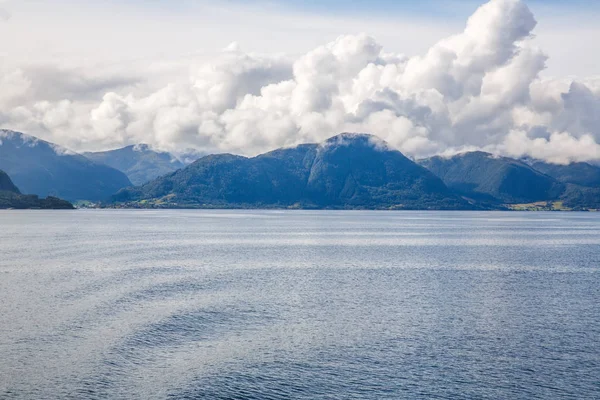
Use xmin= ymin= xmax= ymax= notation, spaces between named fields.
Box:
xmin=0 ymin=210 xmax=599 ymax=399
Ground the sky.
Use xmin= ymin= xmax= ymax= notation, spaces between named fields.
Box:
xmin=0 ymin=0 xmax=599 ymax=164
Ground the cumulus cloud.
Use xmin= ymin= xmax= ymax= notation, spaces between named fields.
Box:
xmin=0 ymin=0 xmax=599 ymax=164
xmin=494 ymin=130 xmax=600 ymax=165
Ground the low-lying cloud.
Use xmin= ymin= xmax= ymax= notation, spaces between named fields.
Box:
xmin=1 ymin=0 xmax=599 ymax=164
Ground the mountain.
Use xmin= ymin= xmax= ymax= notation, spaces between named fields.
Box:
xmin=530 ymin=161 xmax=600 ymax=188
xmin=0 ymin=169 xmax=74 ymax=209
xmin=111 ymin=133 xmax=473 ymax=210
xmin=0 ymin=130 xmax=132 ymax=201
xmin=0 ymin=170 xmax=20 ymax=193
xmin=84 ymin=144 xmax=186 ymax=186
xmin=419 ymin=152 xmax=600 ymax=210
xmin=418 ymin=152 xmax=565 ymax=204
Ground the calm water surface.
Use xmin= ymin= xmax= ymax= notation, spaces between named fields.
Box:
xmin=0 ymin=210 xmax=599 ymax=399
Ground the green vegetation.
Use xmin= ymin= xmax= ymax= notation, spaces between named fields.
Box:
xmin=508 ymin=201 xmax=571 ymax=211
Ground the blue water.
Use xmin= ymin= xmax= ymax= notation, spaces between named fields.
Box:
xmin=0 ymin=210 xmax=599 ymax=399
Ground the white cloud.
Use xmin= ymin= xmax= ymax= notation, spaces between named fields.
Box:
xmin=495 ymin=130 xmax=600 ymax=165
xmin=0 ymin=0 xmax=599 ymax=165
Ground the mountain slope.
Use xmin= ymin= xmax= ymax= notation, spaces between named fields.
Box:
xmin=0 ymin=169 xmax=74 ymax=209
xmin=0 ymin=130 xmax=132 ymax=201
xmin=112 ymin=133 xmax=472 ymax=210
xmin=558 ymin=184 xmax=600 ymax=210
xmin=84 ymin=145 xmax=185 ymax=185
xmin=530 ymin=161 xmax=600 ymax=188
xmin=419 ymin=152 xmax=565 ymax=204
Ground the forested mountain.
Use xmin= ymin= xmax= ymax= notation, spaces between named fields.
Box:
xmin=112 ymin=134 xmax=473 ymax=210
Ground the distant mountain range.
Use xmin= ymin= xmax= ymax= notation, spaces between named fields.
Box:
xmin=1 ymin=129 xmax=599 ymax=210
xmin=0 ymin=169 xmax=73 ymax=209
xmin=84 ymin=145 xmax=186 ymax=186
xmin=0 ymin=130 xmax=131 ymax=202
xmin=111 ymin=134 xmax=600 ymax=211
xmin=418 ymin=152 xmax=600 ymax=210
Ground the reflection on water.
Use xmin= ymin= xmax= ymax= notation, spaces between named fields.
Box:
xmin=0 ymin=210 xmax=599 ymax=399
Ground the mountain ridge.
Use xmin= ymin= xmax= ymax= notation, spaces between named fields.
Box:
xmin=2 ymin=129 xmax=599 ymax=211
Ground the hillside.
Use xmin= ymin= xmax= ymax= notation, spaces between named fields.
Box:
xmin=530 ymin=161 xmax=600 ymax=188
